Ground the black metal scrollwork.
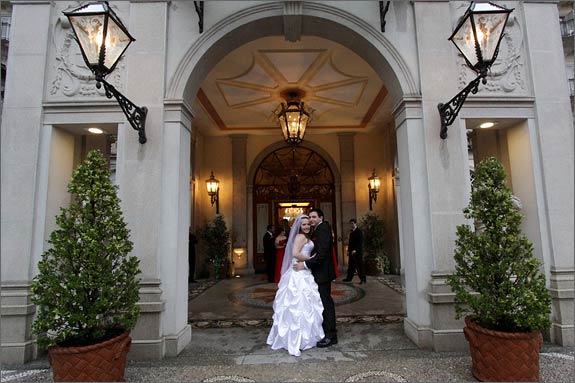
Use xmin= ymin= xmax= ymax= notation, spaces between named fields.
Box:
xmin=438 ymin=73 xmax=486 ymax=139
xmin=194 ymin=1 xmax=204 ymax=34
xmin=96 ymin=77 xmax=147 ymax=144
xmin=379 ymin=1 xmax=391 ymax=32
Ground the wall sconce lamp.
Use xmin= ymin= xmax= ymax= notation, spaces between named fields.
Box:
xmin=233 ymin=248 xmax=245 ymax=259
xmin=368 ymin=169 xmax=380 ymax=211
xmin=64 ymin=1 xmax=147 ymax=144
xmin=438 ymin=2 xmax=513 ymax=139
xmin=205 ymin=171 xmax=220 ymax=214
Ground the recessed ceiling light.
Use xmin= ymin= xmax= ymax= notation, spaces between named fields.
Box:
xmin=88 ymin=127 xmax=104 ymax=134
xmin=479 ymin=122 xmax=495 ymax=129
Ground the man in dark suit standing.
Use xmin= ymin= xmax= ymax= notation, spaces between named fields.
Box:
xmin=294 ymin=208 xmax=337 ymax=347
xmin=263 ymin=224 xmax=276 ymax=283
xmin=343 ymin=218 xmax=366 ymax=284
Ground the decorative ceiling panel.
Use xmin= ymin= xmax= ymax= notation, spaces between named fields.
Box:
xmin=261 ymin=50 xmax=323 ymax=83
xmin=225 ymin=61 xmax=279 ymax=88
xmin=314 ymin=81 xmax=367 ymax=106
xmin=217 ymin=83 xmax=272 ymax=108
xmin=194 ymin=36 xmax=390 ymax=134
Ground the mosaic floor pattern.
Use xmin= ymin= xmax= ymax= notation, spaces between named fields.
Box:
xmin=229 ymin=282 xmax=364 ymax=309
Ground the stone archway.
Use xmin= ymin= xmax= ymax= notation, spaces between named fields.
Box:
xmin=166 ymin=2 xmax=432 ymax=351
xmin=166 ymin=2 xmax=417 ymax=103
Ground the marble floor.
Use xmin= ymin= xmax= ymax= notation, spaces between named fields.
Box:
xmin=188 ymin=274 xmax=406 ymax=328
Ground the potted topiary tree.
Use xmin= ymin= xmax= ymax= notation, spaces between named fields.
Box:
xmin=31 ymin=150 xmax=141 ymax=382
xmin=447 ymin=157 xmax=552 ymax=382
xmin=359 ymin=212 xmax=390 ymax=275
xmin=197 ymin=215 xmax=231 ymax=279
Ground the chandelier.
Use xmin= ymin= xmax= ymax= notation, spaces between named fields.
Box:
xmin=284 ymin=206 xmax=304 ymax=218
xmin=276 ymin=90 xmax=312 ymax=145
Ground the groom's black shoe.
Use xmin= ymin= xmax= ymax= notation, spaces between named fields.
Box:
xmin=317 ymin=337 xmax=338 ymax=348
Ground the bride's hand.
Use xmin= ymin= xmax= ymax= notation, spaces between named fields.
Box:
xmin=293 ymin=262 xmax=306 ymax=271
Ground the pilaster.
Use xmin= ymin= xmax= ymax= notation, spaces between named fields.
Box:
xmin=394 ymin=98 xmax=434 ymax=348
xmin=0 ymin=1 xmax=52 ymax=365
xmin=130 ymin=280 xmax=165 ymax=359
xmin=549 ymin=267 xmax=575 ymax=346
xmin=230 ymin=135 xmax=248 ymax=272
xmin=427 ymin=272 xmax=467 ymax=351
xmin=0 ymin=283 xmax=37 ymax=364
xmin=338 ymin=133 xmax=357 ymax=228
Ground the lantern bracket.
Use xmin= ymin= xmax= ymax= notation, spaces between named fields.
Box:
xmin=194 ymin=1 xmax=204 ymax=33
xmin=379 ymin=1 xmax=391 ymax=32
xmin=438 ymin=72 xmax=486 ymax=140
xmin=96 ymin=76 xmax=147 ymax=144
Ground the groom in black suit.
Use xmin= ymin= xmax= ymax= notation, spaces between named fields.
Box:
xmin=294 ymin=208 xmax=337 ymax=347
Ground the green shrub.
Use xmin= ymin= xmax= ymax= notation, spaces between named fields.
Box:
xmin=447 ymin=157 xmax=551 ymax=333
xmin=31 ymin=150 xmax=141 ymax=349
xmin=359 ymin=212 xmax=390 ymax=274
xmin=197 ymin=215 xmax=231 ymax=279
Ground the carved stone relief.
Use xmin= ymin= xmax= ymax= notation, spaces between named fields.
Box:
xmin=454 ymin=2 xmax=528 ymax=95
xmin=49 ymin=3 xmax=125 ymax=99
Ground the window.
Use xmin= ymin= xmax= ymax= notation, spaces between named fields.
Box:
xmin=560 ymin=15 xmax=574 ymax=38
xmin=1 ymin=17 xmax=10 ymax=41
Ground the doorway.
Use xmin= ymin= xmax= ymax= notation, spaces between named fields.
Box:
xmin=253 ymin=146 xmax=336 ymax=272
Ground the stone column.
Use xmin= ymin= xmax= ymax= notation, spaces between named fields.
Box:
xmin=411 ymin=1 xmax=476 ymax=351
xmin=158 ymin=103 xmax=192 ymax=357
xmin=393 ymin=99 xmax=435 ymax=349
xmin=230 ymin=135 xmax=248 ymax=272
xmin=524 ymin=2 xmax=574 ymax=346
xmin=0 ymin=1 xmax=52 ymax=364
xmin=117 ymin=1 xmax=189 ymax=359
xmin=338 ymin=133 xmax=357 ymax=229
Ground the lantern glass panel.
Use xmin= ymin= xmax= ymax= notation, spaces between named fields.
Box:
xmin=285 ymin=109 xmax=303 ymax=138
xmin=102 ymin=17 xmax=133 ymax=71
xmin=69 ymin=13 xmax=106 ymax=67
xmin=206 ymin=180 xmax=218 ymax=195
xmin=471 ymin=12 xmax=508 ymax=63
xmin=451 ymin=17 xmax=478 ymax=68
xmin=369 ymin=176 xmax=380 ymax=192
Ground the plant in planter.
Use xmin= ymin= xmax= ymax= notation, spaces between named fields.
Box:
xmin=31 ymin=150 xmax=141 ymax=382
xmin=447 ymin=157 xmax=551 ymax=382
xmin=197 ymin=215 xmax=231 ymax=279
xmin=359 ymin=212 xmax=390 ymax=275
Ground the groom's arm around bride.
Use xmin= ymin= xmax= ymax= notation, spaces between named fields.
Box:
xmin=299 ymin=208 xmax=338 ymax=347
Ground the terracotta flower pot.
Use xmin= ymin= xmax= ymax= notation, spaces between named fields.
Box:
xmin=48 ymin=332 xmax=131 ymax=382
xmin=464 ymin=317 xmax=543 ymax=382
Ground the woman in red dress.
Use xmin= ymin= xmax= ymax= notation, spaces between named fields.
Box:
xmin=274 ymin=228 xmax=287 ymax=283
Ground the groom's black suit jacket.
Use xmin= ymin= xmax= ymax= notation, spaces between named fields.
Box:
xmin=305 ymin=221 xmax=336 ymax=284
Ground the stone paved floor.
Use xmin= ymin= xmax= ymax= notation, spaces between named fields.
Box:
xmin=188 ymin=274 xmax=406 ymax=328
xmin=3 ymin=275 xmax=573 ymax=382
xmin=3 ymin=323 xmax=573 ymax=382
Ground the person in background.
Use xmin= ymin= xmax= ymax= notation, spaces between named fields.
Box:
xmin=343 ymin=218 xmax=366 ymax=284
xmin=263 ymin=224 xmax=276 ymax=283
xmin=274 ymin=228 xmax=287 ymax=283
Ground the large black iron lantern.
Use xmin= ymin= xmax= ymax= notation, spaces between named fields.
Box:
xmin=276 ymin=91 xmax=312 ymax=146
xmin=368 ymin=169 xmax=381 ymax=211
xmin=438 ymin=2 xmax=513 ymax=139
xmin=205 ymin=171 xmax=220 ymax=214
xmin=64 ymin=1 xmax=147 ymax=144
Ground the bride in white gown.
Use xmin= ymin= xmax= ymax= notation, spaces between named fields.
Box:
xmin=267 ymin=215 xmax=325 ymax=356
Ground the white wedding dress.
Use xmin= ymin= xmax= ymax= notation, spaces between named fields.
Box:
xmin=266 ymin=240 xmax=325 ymax=356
